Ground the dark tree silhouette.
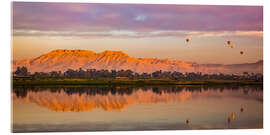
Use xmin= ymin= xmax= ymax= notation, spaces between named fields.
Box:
xmin=13 ymin=66 xmax=263 ymax=82
xmin=14 ymin=66 xmax=29 ymax=76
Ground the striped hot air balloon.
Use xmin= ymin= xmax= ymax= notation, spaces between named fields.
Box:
xmin=227 ymin=40 xmax=231 ymax=45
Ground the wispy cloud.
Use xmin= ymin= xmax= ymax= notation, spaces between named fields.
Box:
xmin=13 ymin=29 xmax=263 ymax=38
xmin=134 ymin=14 xmax=148 ymax=21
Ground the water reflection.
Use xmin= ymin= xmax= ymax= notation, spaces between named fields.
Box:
xmin=12 ymin=85 xmax=263 ymax=132
xmin=13 ymin=86 xmax=263 ymax=112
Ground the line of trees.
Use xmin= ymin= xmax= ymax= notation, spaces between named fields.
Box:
xmin=13 ymin=66 xmax=263 ymax=81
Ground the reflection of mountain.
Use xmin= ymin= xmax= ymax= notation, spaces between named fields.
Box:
xmin=12 ymin=89 xmax=192 ymax=111
xmin=13 ymin=49 xmax=263 ymax=74
xmin=13 ymin=86 xmax=263 ymax=112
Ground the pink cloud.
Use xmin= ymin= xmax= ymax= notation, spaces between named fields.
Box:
xmin=12 ymin=2 xmax=263 ymax=34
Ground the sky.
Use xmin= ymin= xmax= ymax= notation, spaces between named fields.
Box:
xmin=12 ymin=2 xmax=263 ymax=64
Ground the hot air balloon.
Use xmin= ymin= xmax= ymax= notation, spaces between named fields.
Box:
xmin=227 ymin=117 xmax=231 ymax=124
xmin=186 ymin=119 xmax=190 ymax=124
xmin=231 ymin=45 xmax=235 ymax=48
xmin=227 ymin=40 xmax=231 ymax=45
xmin=186 ymin=38 xmax=190 ymax=43
xmin=231 ymin=113 xmax=235 ymax=119
xmin=240 ymin=107 xmax=244 ymax=112
xmin=240 ymin=51 xmax=244 ymax=55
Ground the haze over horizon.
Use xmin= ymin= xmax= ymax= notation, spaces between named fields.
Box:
xmin=12 ymin=2 xmax=263 ymax=64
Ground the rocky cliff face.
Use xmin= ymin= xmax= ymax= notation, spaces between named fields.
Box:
xmin=12 ymin=49 xmax=263 ymax=74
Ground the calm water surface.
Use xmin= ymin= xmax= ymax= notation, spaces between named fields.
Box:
xmin=12 ymin=85 xmax=263 ymax=132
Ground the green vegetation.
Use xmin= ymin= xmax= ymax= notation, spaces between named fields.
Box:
xmin=13 ymin=67 xmax=263 ymax=86
xmin=13 ymin=77 xmax=263 ymax=86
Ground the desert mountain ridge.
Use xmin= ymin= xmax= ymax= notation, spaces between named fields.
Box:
xmin=12 ymin=49 xmax=263 ymax=74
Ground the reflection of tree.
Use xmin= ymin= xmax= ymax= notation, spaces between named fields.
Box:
xmin=13 ymin=85 xmax=263 ymax=99
xmin=243 ymin=90 xmax=249 ymax=95
xmin=152 ymin=87 xmax=161 ymax=95
xmin=13 ymin=87 xmax=28 ymax=98
xmin=186 ymin=87 xmax=202 ymax=92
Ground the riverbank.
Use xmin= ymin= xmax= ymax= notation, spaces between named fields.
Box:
xmin=12 ymin=78 xmax=263 ymax=86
